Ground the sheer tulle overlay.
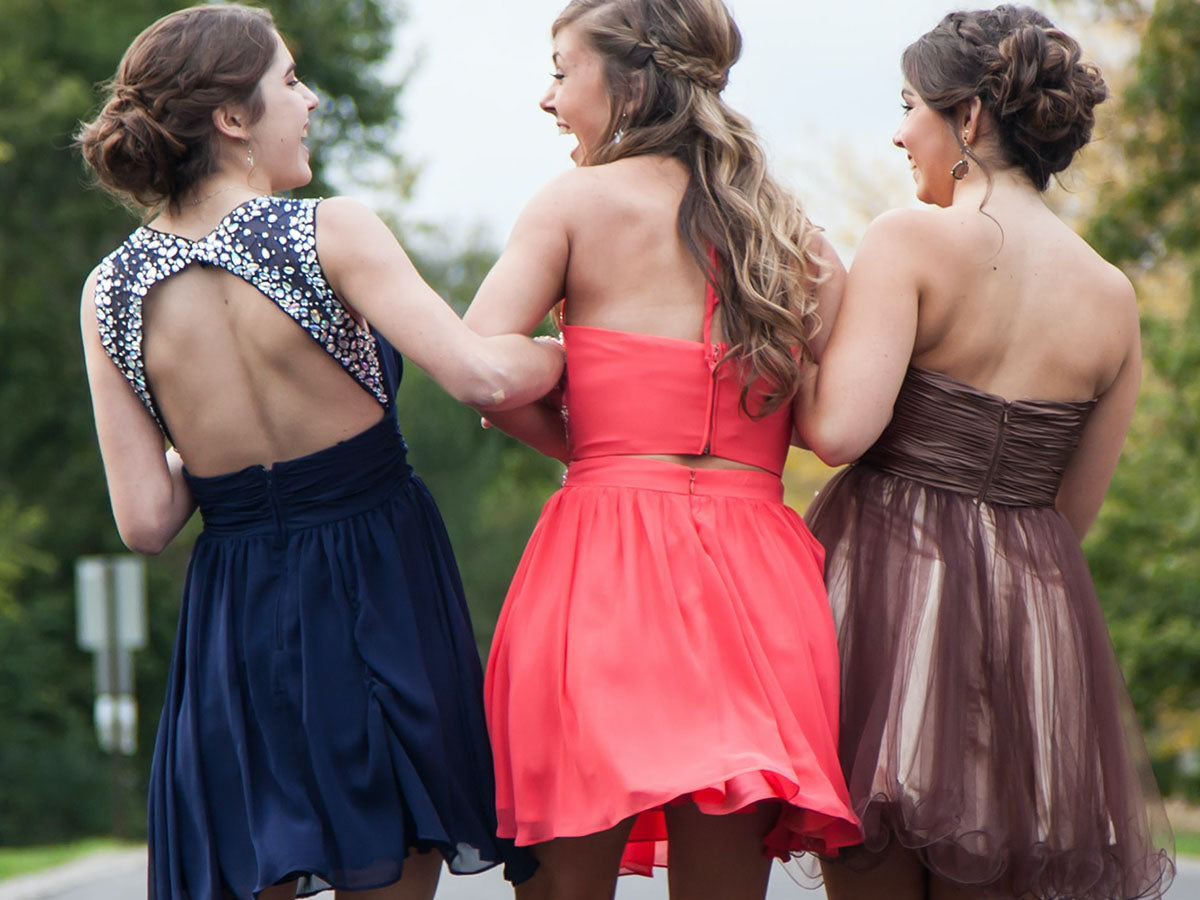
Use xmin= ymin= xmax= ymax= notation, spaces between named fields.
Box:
xmin=803 ymin=367 xmax=1174 ymax=900
xmin=486 ymin=457 xmax=861 ymax=875
xmin=148 ymin=416 xmax=533 ymax=898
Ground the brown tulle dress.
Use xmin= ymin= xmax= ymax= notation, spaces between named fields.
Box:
xmin=804 ymin=366 xmax=1175 ymax=899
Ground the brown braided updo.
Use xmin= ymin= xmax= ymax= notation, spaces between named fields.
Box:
xmin=902 ymin=4 xmax=1108 ymax=191
xmin=76 ymin=4 xmax=277 ymax=212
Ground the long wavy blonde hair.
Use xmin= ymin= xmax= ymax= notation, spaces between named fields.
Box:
xmin=554 ymin=0 xmax=827 ymax=415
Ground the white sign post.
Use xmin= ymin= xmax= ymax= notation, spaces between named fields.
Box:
xmin=76 ymin=555 xmax=146 ymax=756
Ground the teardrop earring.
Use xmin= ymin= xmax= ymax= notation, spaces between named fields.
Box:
xmin=246 ymin=141 xmax=255 ymax=169
xmin=951 ymin=131 xmax=970 ymax=180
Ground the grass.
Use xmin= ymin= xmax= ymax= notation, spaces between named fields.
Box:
xmin=0 ymin=838 xmax=135 ymax=882
xmin=1177 ymin=829 xmax=1200 ymax=859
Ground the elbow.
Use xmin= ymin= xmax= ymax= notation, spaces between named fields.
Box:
xmin=450 ymin=366 xmax=512 ymax=410
xmin=119 ymin=525 xmax=171 ymax=556
xmin=115 ymin=508 xmax=177 ymax=556
xmin=800 ymin=423 xmax=866 ymax=468
xmin=449 ymin=354 xmax=527 ymax=410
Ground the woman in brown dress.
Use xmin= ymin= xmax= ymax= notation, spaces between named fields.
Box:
xmin=795 ymin=5 xmax=1175 ymax=899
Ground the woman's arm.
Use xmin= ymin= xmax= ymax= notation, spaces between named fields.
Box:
xmin=315 ymin=197 xmax=563 ymax=411
xmin=463 ymin=174 xmax=577 ymax=458
xmin=804 ymin=231 xmax=848 ymax=363
xmin=81 ymin=270 xmax=195 ymax=554
xmin=1055 ymin=278 xmax=1141 ymax=540
xmin=793 ymin=210 xmax=922 ymax=465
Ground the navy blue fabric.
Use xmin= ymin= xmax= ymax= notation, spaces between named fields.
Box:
xmin=148 ymin=415 xmax=534 ymax=897
xmin=133 ymin=200 xmax=531 ymax=897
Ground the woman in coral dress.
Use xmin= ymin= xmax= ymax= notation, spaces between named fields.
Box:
xmin=464 ymin=0 xmax=859 ymax=897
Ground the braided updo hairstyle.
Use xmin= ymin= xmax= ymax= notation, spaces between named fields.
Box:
xmin=77 ymin=4 xmax=277 ymax=212
xmin=553 ymin=0 xmax=826 ymax=416
xmin=902 ymin=4 xmax=1108 ymax=191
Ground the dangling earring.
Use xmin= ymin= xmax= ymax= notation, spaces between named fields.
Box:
xmin=951 ymin=131 xmax=970 ymax=180
xmin=245 ymin=141 xmax=255 ymax=169
xmin=612 ymin=112 xmax=628 ymax=145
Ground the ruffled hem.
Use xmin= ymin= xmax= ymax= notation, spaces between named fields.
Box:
xmin=502 ymin=767 xmax=862 ymax=876
xmin=813 ymin=797 xmax=1176 ymax=900
xmin=487 ymin=458 xmax=860 ymax=876
xmin=803 ymin=462 xmax=1176 ymax=900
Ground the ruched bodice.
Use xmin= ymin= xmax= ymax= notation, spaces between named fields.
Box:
xmin=184 ymin=415 xmax=412 ymax=536
xmin=859 ymin=366 xmax=1097 ymax=507
xmin=561 ymin=275 xmax=793 ymax=475
xmin=804 ymin=364 xmax=1174 ymax=900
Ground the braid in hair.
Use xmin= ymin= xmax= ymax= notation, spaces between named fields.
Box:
xmin=553 ymin=0 xmax=827 ymax=416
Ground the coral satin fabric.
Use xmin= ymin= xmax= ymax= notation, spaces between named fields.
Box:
xmin=562 ymin=276 xmax=792 ymax=473
xmin=485 ymin=280 xmax=860 ymax=873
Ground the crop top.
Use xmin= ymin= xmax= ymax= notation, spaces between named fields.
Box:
xmin=562 ymin=276 xmax=793 ymax=476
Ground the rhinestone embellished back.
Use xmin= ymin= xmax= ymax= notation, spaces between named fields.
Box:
xmin=93 ymin=197 xmax=389 ymax=434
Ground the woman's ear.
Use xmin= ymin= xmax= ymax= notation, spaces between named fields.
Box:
xmin=961 ymin=95 xmax=983 ymax=143
xmin=212 ymin=104 xmax=250 ymax=142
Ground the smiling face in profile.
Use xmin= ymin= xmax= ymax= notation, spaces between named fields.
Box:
xmin=893 ymin=84 xmax=962 ymax=207
xmin=244 ymin=33 xmax=320 ymax=192
xmin=540 ymin=22 xmax=614 ymax=165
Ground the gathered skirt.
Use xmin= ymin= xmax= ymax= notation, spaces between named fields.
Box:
xmin=804 ymin=462 xmax=1175 ymax=899
xmin=148 ymin=415 xmax=532 ymax=899
xmin=485 ymin=456 xmax=861 ymax=875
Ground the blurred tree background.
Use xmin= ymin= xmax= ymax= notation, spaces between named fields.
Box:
xmin=1066 ymin=0 xmax=1200 ymax=797
xmin=0 ymin=0 xmax=1195 ymax=847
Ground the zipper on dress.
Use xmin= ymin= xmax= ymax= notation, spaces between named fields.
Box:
xmin=700 ymin=343 xmax=720 ymax=455
xmin=977 ymin=404 xmax=1011 ymax=500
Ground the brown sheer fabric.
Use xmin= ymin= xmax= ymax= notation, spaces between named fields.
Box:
xmin=804 ymin=366 xmax=1174 ymax=899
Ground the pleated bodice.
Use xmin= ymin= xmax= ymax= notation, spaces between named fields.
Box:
xmin=859 ymin=366 xmax=1097 ymax=507
xmin=184 ymin=414 xmax=411 ymax=536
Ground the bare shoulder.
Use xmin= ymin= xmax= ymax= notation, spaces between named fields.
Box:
xmin=858 ymin=207 xmax=949 ymax=254
xmin=1069 ymin=233 xmax=1137 ymax=321
xmin=80 ymin=265 xmax=102 ymax=322
xmin=314 ymin=196 xmax=404 ymax=267
xmin=851 ymin=207 xmax=945 ymax=265
xmin=315 ymin=195 xmax=385 ymax=235
xmin=81 ymin=265 xmax=100 ymax=301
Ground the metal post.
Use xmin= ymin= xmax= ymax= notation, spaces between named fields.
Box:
xmin=76 ymin=554 xmax=147 ymax=840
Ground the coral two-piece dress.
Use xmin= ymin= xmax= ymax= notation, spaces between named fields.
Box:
xmin=485 ymin=277 xmax=861 ymax=874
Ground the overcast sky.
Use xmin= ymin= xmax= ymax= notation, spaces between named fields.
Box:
xmin=388 ymin=0 xmax=1106 ymax=257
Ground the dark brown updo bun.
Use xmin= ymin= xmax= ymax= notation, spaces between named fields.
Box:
xmin=77 ymin=4 xmax=277 ymax=211
xmin=902 ymin=4 xmax=1108 ymax=190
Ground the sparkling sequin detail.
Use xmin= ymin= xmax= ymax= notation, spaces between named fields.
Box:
xmin=93 ymin=197 xmax=388 ymax=433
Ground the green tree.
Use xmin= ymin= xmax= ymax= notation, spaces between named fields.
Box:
xmin=399 ymin=235 xmax=564 ymax=648
xmin=1068 ymin=0 xmax=1200 ymax=772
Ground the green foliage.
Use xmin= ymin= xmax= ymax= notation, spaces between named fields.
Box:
xmin=0 ymin=0 xmax=411 ymax=844
xmin=401 ymin=235 xmax=563 ymax=649
xmin=1080 ymin=0 xmax=1200 ymax=735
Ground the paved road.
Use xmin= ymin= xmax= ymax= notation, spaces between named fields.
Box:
xmin=9 ymin=850 xmax=1200 ymax=900
xmin=2 ymin=852 xmax=821 ymax=900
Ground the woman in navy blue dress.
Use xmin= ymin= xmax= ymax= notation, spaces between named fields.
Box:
xmin=76 ymin=6 xmax=561 ymax=898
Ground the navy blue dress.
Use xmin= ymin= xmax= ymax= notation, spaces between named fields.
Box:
xmin=92 ymin=197 xmax=532 ymax=898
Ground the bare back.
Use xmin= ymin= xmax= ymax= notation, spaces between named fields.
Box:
xmin=557 ymin=156 xmax=710 ymax=341
xmin=909 ymin=188 xmax=1131 ymax=404
xmin=142 ymin=264 xmax=384 ymax=476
